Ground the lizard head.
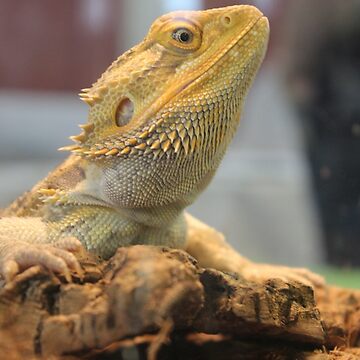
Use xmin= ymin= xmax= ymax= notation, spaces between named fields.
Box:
xmin=62 ymin=5 xmax=269 ymax=161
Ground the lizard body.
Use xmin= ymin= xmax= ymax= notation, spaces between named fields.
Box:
xmin=0 ymin=5 xmax=323 ymax=286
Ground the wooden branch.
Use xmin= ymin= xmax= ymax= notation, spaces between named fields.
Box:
xmin=0 ymin=245 xmax=359 ymax=359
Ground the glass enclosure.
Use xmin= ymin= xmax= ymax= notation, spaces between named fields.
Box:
xmin=0 ymin=0 xmax=359 ymax=287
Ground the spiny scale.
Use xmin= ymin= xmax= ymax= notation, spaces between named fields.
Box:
xmin=38 ymin=188 xmax=67 ymax=205
xmin=63 ymin=116 xmax=200 ymax=159
xmin=105 ymin=149 xmax=119 ymax=156
xmin=58 ymin=144 xmax=81 ymax=152
xmin=66 ymin=123 xmax=95 ymax=148
xmin=70 ymin=134 xmax=87 ymax=143
xmin=78 ymin=88 xmax=103 ymax=106
xmin=79 ymin=123 xmax=95 ymax=133
xmin=79 ymin=95 xmax=96 ymax=106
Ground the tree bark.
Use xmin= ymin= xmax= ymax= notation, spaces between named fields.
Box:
xmin=0 ymin=245 xmax=359 ymax=359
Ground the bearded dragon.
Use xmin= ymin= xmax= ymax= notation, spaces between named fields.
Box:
xmin=0 ymin=5 xmax=323 ymax=286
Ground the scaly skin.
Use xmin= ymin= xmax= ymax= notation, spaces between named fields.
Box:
xmin=0 ymin=6 xmax=323 ymax=286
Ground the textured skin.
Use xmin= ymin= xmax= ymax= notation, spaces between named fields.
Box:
xmin=0 ymin=6 xmax=324 ymax=286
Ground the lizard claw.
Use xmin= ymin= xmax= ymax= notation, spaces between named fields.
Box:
xmin=0 ymin=237 xmax=84 ymax=283
xmin=45 ymin=242 xmax=84 ymax=280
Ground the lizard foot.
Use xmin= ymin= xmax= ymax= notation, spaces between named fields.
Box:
xmin=0 ymin=237 xmax=84 ymax=283
xmin=241 ymin=263 xmax=325 ymax=288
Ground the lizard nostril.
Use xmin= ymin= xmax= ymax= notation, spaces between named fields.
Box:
xmin=222 ymin=15 xmax=232 ymax=27
xmin=115 ymin=97 xmax=134 ymax=127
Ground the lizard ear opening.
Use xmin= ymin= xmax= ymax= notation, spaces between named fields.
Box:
xmin=115 ymin=97 xmax=134 ymax=127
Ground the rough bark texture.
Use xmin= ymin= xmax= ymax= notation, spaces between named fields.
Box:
xmin=0 ymin=245 xmax=359 ymax=359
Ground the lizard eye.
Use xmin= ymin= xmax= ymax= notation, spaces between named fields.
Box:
xmin=155 ymin=20 xmax=201 ymax=52
xmin=172 ymin=28 xmax=193 ymax=44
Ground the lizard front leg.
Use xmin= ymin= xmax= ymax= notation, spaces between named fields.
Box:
xmin=0 ymin=217 xmax=83 ymax=282
xmin=184 ymin=213 xmax=324 ymax=287
xmin=0 ymin=204 xmax=142 ymax=282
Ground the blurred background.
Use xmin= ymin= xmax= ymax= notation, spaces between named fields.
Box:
xmin=0 ymin=0 xmax=359 ymax=286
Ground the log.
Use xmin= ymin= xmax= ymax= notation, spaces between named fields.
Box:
xmin=0 ymin=245 xmax=359 ymax=359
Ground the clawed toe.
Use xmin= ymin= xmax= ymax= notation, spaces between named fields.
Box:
xmin=1 ymin=260 xmax=20 ymax=282
xmin=46 ymin=246 xmax=84 ymax=279
xmin=53 ymin=237 xmax=83 ymax=252
xmin=0 ymin=240 xmax=84 ymax=283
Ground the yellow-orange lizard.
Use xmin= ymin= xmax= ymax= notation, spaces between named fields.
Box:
xmin=0 ymin=5 xmax=323 ymax=286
